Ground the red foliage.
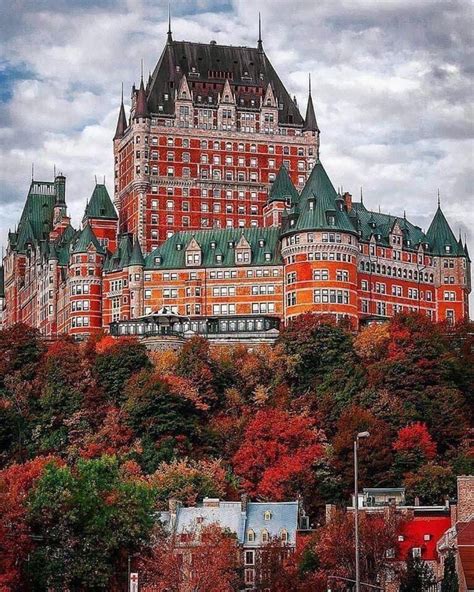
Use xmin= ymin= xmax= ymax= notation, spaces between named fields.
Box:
xmin=140 ymin=524 xmax=239 ymax=592
xmin=0 ymin=456 xmax=60 ymax=589
xmin=233 ymin=409 xmax=324 ymax=499
xmin=393 ymin=422 xmax=437 ymax=460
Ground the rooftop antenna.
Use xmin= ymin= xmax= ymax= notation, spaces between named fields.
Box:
xmin=103 ymin=175 xmax=106 ymax=184
xmin=308 ymin=73 xmax=312 ymax=96
xmin=167 ymin=1 xmax=173 ymax=44
xmin=360 ymin=186 xmax=363 ymax=204
xmin=257 ymin=12 xmax=263 ymax=52
xmin=140 ymin=58 xmax=144 ymax=81
xmin=53 ymin=164 xmax=56 ymax=178
xmin=94 ymin=174 xmax=97 ymax=184
xmin=378 ymin=204 xmax=381 ymax=214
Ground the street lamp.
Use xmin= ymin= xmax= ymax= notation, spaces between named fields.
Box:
xmin=354 ymin=431 xmax=370 ymax=592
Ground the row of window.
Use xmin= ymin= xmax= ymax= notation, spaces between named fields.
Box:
xmin=313 ymin=289 xmax=350 ymax=305
xmin=71 ymin=316 xmax=90 ymax=327
xmin=150 ymin=188 xmax=261 ymax=201
xmin=139 ymin=135 xmax=311 ymax=156
xmin=360 ymin=260 xmax=434 ymax=282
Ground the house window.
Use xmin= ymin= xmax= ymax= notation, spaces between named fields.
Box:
xmin=280 ymin=530 xmax=288 ymax=542
xmin=264 ymin=511 xmax=272 ymax=521
xmin=261 ymin=529 xmax=269 ymax=543
xmin=244 ymin=551 xmax=254 ymax=566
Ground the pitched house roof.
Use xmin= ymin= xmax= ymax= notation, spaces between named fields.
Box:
xmin=72 ymin=224 xmax=105 ymax=254
xmin=426 ymin=205 xmax=464 ymax=256
xmin=83 ymin=184 xmax=118 ymax=221
xmin=268 ymin=164 xmax=299 ymax=205
xmin=145 ymin=39 xmax=304 ymax=126
xmin=145 ymin=227 xmax=282 ymax=270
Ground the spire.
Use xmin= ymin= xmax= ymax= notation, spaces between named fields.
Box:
xmin=167 ymin=1 xmax=173 ymax=44
xmin=304 ymin=74 xmax=319 ymax=132
xmin=437 ymin=188 xmax=440 ymax=208
xmin=360 ymin=186 xmax=363 ymax=204
xmin=426 ymin=202 xmax=464 ymax=256
xmin=257 ymin=12 xmax=263 ymax=53
xmin=134 ymin=72 xmax=150 ymax=120
xmin=129 ymin=236 xmax=145 ymax=266
xmin=113 ymin=83 xmax=127 ymax=140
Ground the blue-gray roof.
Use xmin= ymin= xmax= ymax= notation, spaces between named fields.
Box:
xmin=245 ymin=502 xmax=298 ymax=547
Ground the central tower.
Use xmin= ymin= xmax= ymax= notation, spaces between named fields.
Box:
xmin=112 ymin=22 xmax=319 ymax=254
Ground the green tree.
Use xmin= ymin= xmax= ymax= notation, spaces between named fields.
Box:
xmin=94 ymin=339 xmax=151 ymax=404
xmin=403 ymin=463 xmax=456 ymax=505
xmin=26 ymin=456 xmax=155 ymax=590
xmin=400 ymin=554 xmax=436 ymax=592
xmin=441 ymin=552 xmax=459 ymax=592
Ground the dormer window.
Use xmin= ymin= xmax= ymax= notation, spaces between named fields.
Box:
xmin=328 ymin=215 xmax=335 ymax=226
xmin=258 ymin=239 xmax=265 ymax=247
xmin=247 ymin=529 xmax=255 ymax=542
xmin=280 ymin=529 xmax=288 ymax=542
xmin=154 ymin=256 xmax=162 ymax=265
xmin=261 ymin=529 xmax=269 ymax=542
xmin=264 ymin=253 xmax=271 ymax=262
xmin=176 ymin=244 xmax=182 ymax=251
xmin=210 ymin=241 xmax=216 ymax=249
xmin=264 ymin=511 xmax=272 ymax=521
xmin=216 ymin=254 xmax=223 ymax=263
xmin=228 ymin=241 xmax=235 ymax=248
xmin=445 ymin=245 xmax=451 ymax=253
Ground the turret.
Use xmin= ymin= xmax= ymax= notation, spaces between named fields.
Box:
xmin=263 ymin=164 xmax=299 ymax=227
xmin=113 ymin=87 xmax=127 ymax=140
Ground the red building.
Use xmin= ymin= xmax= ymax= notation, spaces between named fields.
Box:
xmin=1 ymin=27 xmax=471 ymax=337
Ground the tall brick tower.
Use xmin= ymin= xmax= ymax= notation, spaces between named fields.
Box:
xmin=112 ymin=20 xmax=319 ymax=254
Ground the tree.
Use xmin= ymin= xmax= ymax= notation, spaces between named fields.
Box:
xmin=233 ymin=409 xmax=324 ymax=499
xmin=441 ymin=551 xmax=459 ymax=592
xmin=253 ymin=537 xmax=300 ymax=592
xmin=140 ymin=524 xmax=240 ymax=592
xmin=354 ymin=322 xmax=390 ymax=362
xmin=403 ymin=463 xmax=456 ymax=505
xmin=26 ymin=455 xmax=155 ymax=590
xmin=123 ymin=370 xmax=202 ymax=472
xmin=0 ymin=456 xmax=59 ymax=590
xmin=307 ymin=509 xmax=403 ymax=588
xmin=399 ymin=554 xmax=436 ymax=592
xmin=175 ymin=336 xmax=217 ymax=407
xmin=332 ymin=405 xmax=393 ymax=494
xmin=94 ymin=338 xmax=151 ymax=404
xmin=150 ymin=457 xmax=227 ymax=508
xmin=393 ymin=422 xmax=437 ymax=475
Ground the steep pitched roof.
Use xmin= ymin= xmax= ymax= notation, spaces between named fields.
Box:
xmin=304 ymin=92 xmax=319 ymax=132
xmin=83 ymin=184 xmax=118 ymax=221
xmin=113 ymin=100 xmax=127 ymax=140
xmin=146 ymin=39 xmax=303 ymax=126
xmin=13 ymin=181 xmax=57 ymax=251
xmin=129 ymin=238 xmax=145 ymax=266
xmin=268 ymin=165 xmax=299 ymax=205
xmin=107 ymin=234 xmax=133 ymax=271
xmin=289 ymin=160 xmax=356 ymax=234
xmin=72 ymin=224 xmax=105 ymax=254
xmin=426 ymin=205 xmax=464 ymax=256
xmin=134 ymin=77 xmax=150 ymax=119
xmin=350 ymin=202 xmax=426 ymax=248
xmin=145 ymin=227 xmax=282 ymax=270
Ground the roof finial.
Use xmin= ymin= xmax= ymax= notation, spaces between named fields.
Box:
xmin=31 ymin=163 xmax=34 ymax=180
xmin=437 ymin=188 xmax=440 ymax=207
xmin=94 ymin=174 xmax=97 ymax=185
xmin=257 ymin=12 xmax=263 ymax=52
xmin=140 ymin=59 xmax=144 ymax=82
xmin=379 ymin=204 xmax=381 ymax=214
xmin=103 ymin=175 xmax=106 ymax=184
xmin=360 ymin=186 xmax=363 ymax=204
xmin=121 ymin=81 xmax=124 ymax=104
xmin=167 ymin=1 xmax=173 ymax=44
xmin=53 ymin=164 xmax=56 ymax=178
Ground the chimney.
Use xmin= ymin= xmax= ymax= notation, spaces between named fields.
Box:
xmin=343 ymin=191 xmax=352 ymax=212
xmin=414 ymin=496 xmax=420 ymax=507
xmin=241 ymin=493 xmax=248 ymax=514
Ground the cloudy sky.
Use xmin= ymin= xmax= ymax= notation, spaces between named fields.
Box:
xmin=0 ymin=0 xmax=473 ymax=259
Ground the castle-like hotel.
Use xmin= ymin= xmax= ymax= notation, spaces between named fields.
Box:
xmin=1 ymin=25 xmax=471 ymax=339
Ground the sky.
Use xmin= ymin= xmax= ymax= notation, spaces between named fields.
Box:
xmin=0 ymin=0 xmax=473 ymax=267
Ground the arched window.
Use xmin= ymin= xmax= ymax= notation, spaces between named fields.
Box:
xmin=264 ymin=511 xmax=272 ymax=521
xmin=280 ymin=529 xmax=288 ymax=542
xmin=261 ymin=529 xmax=269 ymax=543
xmin=247 ymin=529 xmax=255 ymax=542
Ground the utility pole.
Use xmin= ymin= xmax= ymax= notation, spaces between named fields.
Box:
xmin=354 ymin=431 xmax=370 ymax=592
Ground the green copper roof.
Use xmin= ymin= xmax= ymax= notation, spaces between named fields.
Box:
xmin=145 ymin=227 xmax=282 ymax=270
xmin=72 ymin=224 xmax=105 ymax=254
xmin=129 ymin=238 xmax=145 ymax=266
xmin=84 ymin=184 xmax=118 ymax=220
xmin=14 ymin=182 xmax=57 ymax=251
xmin=350 ymin=202 xmax=426 ymax=248
xmin=289 ymin=160 xmax=356 ymax=234
xmin=268 ymin=165 xmax=299 ymax=205
xmin=107 ymin=234 xmax=133 ymax=271
xmin=426 ymin=206 xmax=464 ymax=256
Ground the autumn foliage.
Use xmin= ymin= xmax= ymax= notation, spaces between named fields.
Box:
xmin=0 ymin=312 xmax=471 ymax=589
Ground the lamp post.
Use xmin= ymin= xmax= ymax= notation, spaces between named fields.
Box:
xmin=354 ymin=431 xmax=370 ymax=592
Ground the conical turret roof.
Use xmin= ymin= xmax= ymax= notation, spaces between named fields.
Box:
xmin=84 ymin=184 xmax=118 ymax=221
xmin=426 ymin=205 xmax=464 ymax=256
xmin=268 ymin=165 xmax=299 ymax=205
xmin=129 ymin=237 xmax=145 ymax=266
xmin=134 ymin=77 xmax=149 ymax=119
xmin=113 ymin=99 xmax=127 ymax=140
